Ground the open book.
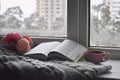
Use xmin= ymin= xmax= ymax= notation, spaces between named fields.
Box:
xmin=24 ymin=39 xmax=88 ymax=62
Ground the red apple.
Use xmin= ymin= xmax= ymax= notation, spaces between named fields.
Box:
xmin=23 ymin=36 xmax=33 ymax=48
xmin=16 ymin=38 xmax=30 ymax=55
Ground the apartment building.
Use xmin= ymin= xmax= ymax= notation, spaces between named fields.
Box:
xmin=104 ymin=0 xmax=120 ymax=16
xmin=37 ymin=0 xmax=67 ymax=29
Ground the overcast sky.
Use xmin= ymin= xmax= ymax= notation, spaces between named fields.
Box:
xmin=0 ymin=0 xmax=104 ymax=17
xmin=0 ymin=0 xmax=36 ymax=17
xmin=91 ymin=0 xmax=103 ymax=5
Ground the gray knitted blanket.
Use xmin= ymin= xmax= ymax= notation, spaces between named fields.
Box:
xmin=0 ymin=45 xmax=112 ymax=80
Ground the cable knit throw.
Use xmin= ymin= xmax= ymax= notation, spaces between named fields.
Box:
xmin=0 ymin=45 xmax=112 ymax=80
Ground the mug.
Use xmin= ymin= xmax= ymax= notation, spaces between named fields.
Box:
xmin=83 ymin=50 xmax=111 ymax=64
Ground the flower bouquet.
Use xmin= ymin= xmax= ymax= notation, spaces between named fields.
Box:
xmin=1 ymin=33 xmax=33 ymax=55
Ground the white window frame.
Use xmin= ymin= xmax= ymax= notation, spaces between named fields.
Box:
xmin=0 ymin=0 xmax=80 ymax=45
xmin=85 ymin=0 xmax=120 ymax=59
xmin=1 ymin=0 xmax=119 ymax=59
xmin=29 ymin=0 xmax=81 ymax=45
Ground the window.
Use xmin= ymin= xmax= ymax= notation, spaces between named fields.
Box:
xmin=56 ymin=4 xmax=60 ymax=6
xmin=0 ymin=0 xmax=82 ymax=53
xmin=46 ymin=0 xmax=49 ymax=2
xmin=88 ymin=0 xmax=120 ymax=59
xmin=56 ymin=11 xmax=60 ymax=13
xmin=51 ymin=11 xmax=54 ymax=13
xmin=56 ymin=0 xmax=60 ymax=2
xmin=0 ymin=0 xmax=67 ymax=37
xmin=56 ymin=8 xmax=60 ymax=10
xmin=90 ymin=0 xmax=120 ymax=48
xmin=51 ymin=4 xmax=54 ymax=6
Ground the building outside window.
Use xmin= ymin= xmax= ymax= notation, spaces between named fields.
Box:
xmin=0 ymin=0 xmax=67 ymax=37
xmin=90 ymin=0 xmax=120 ymax=47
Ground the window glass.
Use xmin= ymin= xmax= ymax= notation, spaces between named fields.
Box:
xmin=90 ymin=0 xmax=120 ymax=47
xmin=0 ymin=0 xmax=67 ymax=37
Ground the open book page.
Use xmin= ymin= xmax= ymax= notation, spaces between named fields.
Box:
xmin=25 ymin=41 xmax=60 ymax=56
xmin=49 ymin=39 xmax=88 ymax=62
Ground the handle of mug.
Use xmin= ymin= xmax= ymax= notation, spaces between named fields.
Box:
xmin=102 ymin=53 xmax=111 ymax=62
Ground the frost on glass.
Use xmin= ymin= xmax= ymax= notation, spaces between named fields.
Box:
xmin=0 ymin=0 xmax=67 ymax=37
xmin=90 ymin=0 xmax=120 ymax=47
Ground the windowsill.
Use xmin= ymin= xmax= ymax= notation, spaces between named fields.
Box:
xmin=96 ymin=60 xmax=120 ymax=80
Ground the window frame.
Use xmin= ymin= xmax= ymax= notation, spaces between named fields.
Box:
xmin=0 ymin=0 xmax=120 ymax=59
xmin=0 ymin=0 xmax=80 ymax=45
xmin=30 ymin=0 xmax=80 ymax=45
xmin=86 ymin=0 xmax=120 ymax=59
xmin=30 ymin=0 xmax=80 ymax=44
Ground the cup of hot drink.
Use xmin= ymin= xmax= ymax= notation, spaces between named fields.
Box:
xmin=83 ymin=50 xmax=111 ymax=64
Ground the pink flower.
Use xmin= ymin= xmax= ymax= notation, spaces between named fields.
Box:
xmin=1 ymin=33 xmax=21 ymax=50
xmin=13 ymin=33 xmax=21 ymax=42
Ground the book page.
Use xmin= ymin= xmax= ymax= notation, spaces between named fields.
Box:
xmin=25 ymin=41 xmax=60 ymax=56
xmin=50 ymin=39 xmax=88 ymax=61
